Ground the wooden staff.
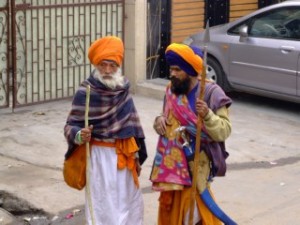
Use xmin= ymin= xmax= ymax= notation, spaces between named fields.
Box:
xmin=85 ymin=85 xmax=96 ymax=225
xmin=188 ymin=21 xmax=210 ymax=225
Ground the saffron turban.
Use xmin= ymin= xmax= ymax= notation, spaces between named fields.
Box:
xmin=165 ymin=43 xmax=203 ymax=76
xmin=88 ymin=36 xmax=124 ymax=66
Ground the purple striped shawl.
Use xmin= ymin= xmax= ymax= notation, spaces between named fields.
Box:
xmin=64 ymin=72 xmax=145 ymax=160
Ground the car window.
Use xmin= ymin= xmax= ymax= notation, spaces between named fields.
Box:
xmin=229 ymin=6 xmax=300 ymax=41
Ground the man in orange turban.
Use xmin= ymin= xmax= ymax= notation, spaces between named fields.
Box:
xmin=150 ymin=43 xmax=233 ymax=225
xmin=64 ymin=36 xmax=147 ymax=225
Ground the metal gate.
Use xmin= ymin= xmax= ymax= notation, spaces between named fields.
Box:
xmin=0 ymin=0 xmax=124 ymax=110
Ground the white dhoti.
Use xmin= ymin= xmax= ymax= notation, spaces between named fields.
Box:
xmin=85 ymin=144 xmax=144 ymax=225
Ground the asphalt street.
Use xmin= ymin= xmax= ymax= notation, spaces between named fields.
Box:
xmin=0 ymin=92 xmax=300 ymax=225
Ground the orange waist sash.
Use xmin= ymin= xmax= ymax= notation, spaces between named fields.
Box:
xmin=92 ymin=138 xmax=139 ymax=188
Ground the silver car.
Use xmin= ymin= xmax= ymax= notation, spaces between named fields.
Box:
xmin=184 ymin=0 xmax=300 ymax=103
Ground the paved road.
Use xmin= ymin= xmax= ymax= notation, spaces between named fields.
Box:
xmin=0 ymin=93 xmax=300 ymax=225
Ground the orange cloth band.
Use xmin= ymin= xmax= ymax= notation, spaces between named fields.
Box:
xmin=88 ymin=36 xmax=124 ymax=66
xmin=92 ymin=137 xmax=140 ymax=188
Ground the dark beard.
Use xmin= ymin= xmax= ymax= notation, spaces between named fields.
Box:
xmin=171 ymin=76 xmax=191 ymax=95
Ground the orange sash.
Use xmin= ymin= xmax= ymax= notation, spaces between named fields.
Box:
xmin=93 ymin=137 xmax=140 ymax=188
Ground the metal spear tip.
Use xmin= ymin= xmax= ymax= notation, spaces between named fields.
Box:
xmin=203 ymin=20 xmax=210 ymax=44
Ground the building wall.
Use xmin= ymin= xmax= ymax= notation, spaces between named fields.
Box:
xmin=171 ymin=0 xmax=205 ymax=43
xmin=230 ymin=0 xmax=258 ymax=22
xmin=171 ymin=0 xmax=259 ymax=43
xmin=124 ymin=1 xmax=147 ymax=93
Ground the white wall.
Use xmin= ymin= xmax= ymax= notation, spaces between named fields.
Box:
xmin=124 ymin=0 xmax=147 ymax=93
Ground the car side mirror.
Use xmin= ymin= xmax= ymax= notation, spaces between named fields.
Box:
xmin=239 ymin=25 xmax=248 ymax=42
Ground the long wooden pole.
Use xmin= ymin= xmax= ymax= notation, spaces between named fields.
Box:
xmin=188 ymin=47 xmax=207 ymax=225
xmin=85 ymin=85 xmax=95 ymax=225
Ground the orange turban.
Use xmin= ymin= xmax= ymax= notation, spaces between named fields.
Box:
xmin=88 ymin=36 xmax=124 ymax=66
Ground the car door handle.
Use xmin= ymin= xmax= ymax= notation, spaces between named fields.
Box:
xmin=280 ymin=46 xmax=295 ymax=53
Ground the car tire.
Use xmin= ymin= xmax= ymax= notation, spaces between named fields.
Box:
xmin=207 ymin=57 xmax=230 ymax=92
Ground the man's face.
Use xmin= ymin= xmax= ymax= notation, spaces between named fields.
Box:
xmin=94 ymin=60 xmax=124 ymax=89
xmin=95 ymin=60 xmax=119 ymax=78
xmin=169 ymin=65 xmax=191 ymax=95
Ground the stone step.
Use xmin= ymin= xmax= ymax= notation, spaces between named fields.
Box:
xmin=135 ymin=78 xmax=168 ymax=100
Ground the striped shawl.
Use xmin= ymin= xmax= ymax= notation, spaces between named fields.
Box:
xmin=64 ymin=72 xmax=146 ymax=163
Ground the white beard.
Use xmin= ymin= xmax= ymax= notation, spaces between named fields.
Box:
xmin=93 ymin=68 xmax=125 ymax=89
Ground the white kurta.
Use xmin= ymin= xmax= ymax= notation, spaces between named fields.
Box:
xmin=85 ymin=144 xmax=144 ymax=225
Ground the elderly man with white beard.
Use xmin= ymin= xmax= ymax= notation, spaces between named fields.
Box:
xmin=64 ymin=36 xmax=147 ymax=225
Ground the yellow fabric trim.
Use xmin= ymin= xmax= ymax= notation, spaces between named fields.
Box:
xmin=152 ymin=182 xmax=184 ymax=191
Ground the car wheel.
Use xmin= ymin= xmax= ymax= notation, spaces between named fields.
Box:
xmin=207 ymin=57 xmax=229 ymax=91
